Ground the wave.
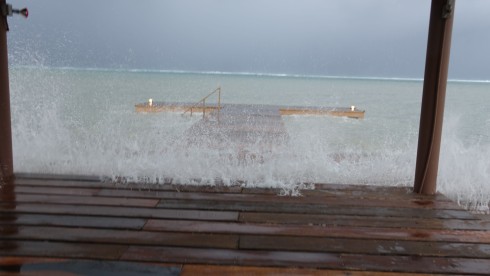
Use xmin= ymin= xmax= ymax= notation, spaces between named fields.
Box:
xmin=10 ymin=65 xmax=490 ymax=84
xmin=447 ymin=79 xmax=490 ymax=84
xmin=8 ymin=65 xmax=490 ymax=212
xmin=13 ymin=66 xmax=417 ymax=81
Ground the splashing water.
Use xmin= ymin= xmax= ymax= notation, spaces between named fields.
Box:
xmin=8 ymin=66 xmax=490 ymax=211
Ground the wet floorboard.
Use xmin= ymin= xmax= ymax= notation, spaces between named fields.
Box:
xmin=1 ymin=174 xmax=490 ymax=275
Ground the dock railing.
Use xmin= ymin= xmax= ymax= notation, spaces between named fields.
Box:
xmin=182 ymin=86 xmax=221 ymax=121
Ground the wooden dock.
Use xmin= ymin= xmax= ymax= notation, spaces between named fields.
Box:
xmin=1 ymin=174 xmax=490 ymax=275
xmin=135 ymin=102 xmax=365 ymax=119
xmin=144 ymin=102 xmax=358 ymax=161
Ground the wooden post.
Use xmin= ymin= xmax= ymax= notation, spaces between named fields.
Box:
xmin=0 ymin=0 xmax=14 ymax=181
xmin=414 ymin=0 xmax=455 ymax=194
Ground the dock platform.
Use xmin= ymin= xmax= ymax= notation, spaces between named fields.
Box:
xmin=135 ymin=102 xmax=365 ymax=119
xmin=1 ymin=174 xmax=489 ymax=275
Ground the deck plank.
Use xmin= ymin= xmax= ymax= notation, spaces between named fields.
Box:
xmin=13 ymin=173 xmax=101 ymax=182
xmin=0 ymin=226 xmax=238 ymax=249
xmin=0 ymin=214 xmax=147 ymax=230
xmin=239 ymin=212 xmax=490 ymax=230
xmin=6 ymin=194 xmax=159 ymax=208
xmin=340 ymin=254 xmax=490 ymax=275
xmin=0 ymin=203 xmax=238 ymax=221
xmin=239 ymin=235 xmax=490 ymax=258
xmin=244 ymin=185 xmax=451 ymax=201
xmin=181 ymin=264 xmax=443 ymax=276
xmin=14 ymin=186 xmax=100 ymax=196
xmin=14 ymin=178 xmax=111 ymax=188
xmin=143 ymin=219 xmax=490 ymax=243
xmin=14 ymin=178 xmax=243 ymax=193
xmin=0 ymin=260 xmax=181 ymax=276
xmin=0 ymin=241 xmax=127 ymax=260
xmin=96 ymin=188 xmax=462 ymax=210
xmin=156 ymin=199 xmax=476 ymax=219
xmin=121 ymin=245 xmax=344 ymax=268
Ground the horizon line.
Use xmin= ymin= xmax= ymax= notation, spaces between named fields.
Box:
xmin=10 ymin=65 xmax=490 ymax=84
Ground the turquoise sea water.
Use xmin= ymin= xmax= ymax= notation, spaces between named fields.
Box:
xmin=8 ymin=67 xmax=490 ymax=211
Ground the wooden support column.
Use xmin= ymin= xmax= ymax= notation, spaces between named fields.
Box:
xmin=414 ymin=0 xmax=455 ymax=194
xmin=0 ymin=0 xmax=14 ymax=181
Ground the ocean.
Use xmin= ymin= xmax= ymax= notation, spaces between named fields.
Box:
xmin=8 ymin=67 xmax=490 ymax=211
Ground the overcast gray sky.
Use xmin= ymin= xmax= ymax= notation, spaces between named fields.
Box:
xmin=7 ymin=0 xmax=490 ymax=80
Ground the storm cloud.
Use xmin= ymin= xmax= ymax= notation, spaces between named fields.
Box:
xmin=7 ymin=0 xmax=490 ymax=80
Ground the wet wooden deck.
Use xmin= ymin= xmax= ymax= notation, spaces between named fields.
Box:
xmin=1 ymin=174 xmax=490 ymax=275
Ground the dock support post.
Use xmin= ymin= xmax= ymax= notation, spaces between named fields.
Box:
xmin=414 ymin=0 xmax=455 ymax=194
xmin=0 ymin=0 xmax=14 ymax=181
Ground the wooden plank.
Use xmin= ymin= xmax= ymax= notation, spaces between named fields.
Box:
xmin=181 ymin=265 xmax=442 ymax=276
xmin=0 ymin=203 xmax=238 ymax=221
xmin=311 ymin=185 xmax=451 ymax=201
xmin=0 ymin=241 xmax=127 ymax=260
xmin=0 ymin=226 xmax=238 ymax=249
xmin=3 ymin=260 xmax=181 ymax=276
xmin=156 ymin=184 xmax=242 ymax=193
xmin=156 ymin=199 xmax=476 ymax=220
xmin=243 ymin=183 xmax=453 ymax=201
xmin=143 ymin=219 xmax=490 ymax=243
xmin=241 ymin=187 xmax=288 ymax=195
xmin=135 ymin=101 xmax=218 ymax=113
xmin=122 ymin=245 xmax=343 ymax=268
xmin=14 ymin=173 xmax=101 ymax=182
xmin=279 ymin=106 xmax=365 ymax=119
xmin=239 ymin=212 xmax=490 ymax=230
xmin=14 ymin=178 xmax=243 ymax=193
xmin=0 ymin=214 xmax=147 ymax=230
xmin=14 ymin=186 xmax=100 ymax=196
xmin=15 ymin=186 xmax=259 ymax=201
xmin=9 ymin=194 xmax=159 ymax=208
xmin=121 ymin=246 xmax=490 ymax=274
xmin=239 ymin=235 xmax=490 ymax=258
xmin=315 ymin=183 xmax=412 ymax=192
xmin=95 ymin=189 xmax=462 ymax=210
xmin=340 ymin=254 xmax=490 ymax=275
xmin=305 ymin=187 xmax=453 ymax=202
xmin=14 ymin=178 xmax=113 ymax=189
xmin=0 ymin=257 xmax=65 ymax=266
